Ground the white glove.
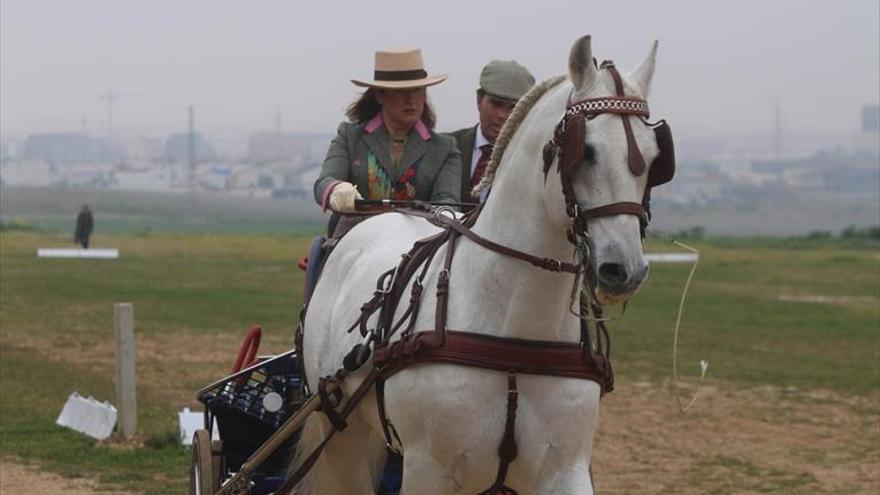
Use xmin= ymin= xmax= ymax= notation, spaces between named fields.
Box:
xmin=329 ymin=182 xmax=363 ymax=213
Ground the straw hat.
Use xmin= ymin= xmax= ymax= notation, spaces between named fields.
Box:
xmin=352 ymin=48 xmax=447 ymax=89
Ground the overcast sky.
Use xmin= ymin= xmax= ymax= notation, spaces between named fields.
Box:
xmin=1 ymin=0 xmax=878 ymax=140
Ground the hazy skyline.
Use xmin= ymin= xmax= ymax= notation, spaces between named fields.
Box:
xmin=2 ymin=0 xmax=878 ymax=140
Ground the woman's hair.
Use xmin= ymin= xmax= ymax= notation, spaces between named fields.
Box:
xmin=345 ymin=88 xmax=437 ymax=129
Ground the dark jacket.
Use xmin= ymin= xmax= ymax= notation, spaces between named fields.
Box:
xmin=74 ymin=209 xmax=93 ymax=243
xmin=448 ymin=125 xmax=478 ymax=202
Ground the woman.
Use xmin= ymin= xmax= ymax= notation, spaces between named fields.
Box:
xmin=314 ymin=47 xmax=461 ymax=215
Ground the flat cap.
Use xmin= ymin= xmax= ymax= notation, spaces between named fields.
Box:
xmin=479 ymin=60 xmax=536 ymax=102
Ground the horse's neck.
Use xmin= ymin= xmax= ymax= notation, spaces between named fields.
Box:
xmin=449 ymin=84 xmax=579 ymax=342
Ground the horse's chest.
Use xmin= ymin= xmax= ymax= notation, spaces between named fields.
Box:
xmin=382 ymin=365 xmax=602 ymax=460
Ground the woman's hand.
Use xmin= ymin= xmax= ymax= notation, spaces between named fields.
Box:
xmin=329 ymin=182 xmax=364 ymax=213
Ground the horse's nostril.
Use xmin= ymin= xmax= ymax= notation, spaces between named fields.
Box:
xmin=598 ymin=262 xmax=628 ymax=286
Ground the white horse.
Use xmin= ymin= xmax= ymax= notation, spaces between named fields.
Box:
xmin=293 ymin=35 xmax=662 ymax=495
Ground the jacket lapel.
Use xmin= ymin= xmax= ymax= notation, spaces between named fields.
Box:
xmin=398 ymin=131 xmax=430 ymax=181
xmin=461 ymin=126 xmax=477 ymax=172
xmin=459 ymin=126 xmax=477 ymax=199
xmin=362 ymin=126 xmax=395 ymax=177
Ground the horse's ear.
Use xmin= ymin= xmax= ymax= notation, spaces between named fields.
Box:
xmin=568 ymin=35 xmax=599 ymax=92
xmin=629 ymin=40 xmax=659 ymax=98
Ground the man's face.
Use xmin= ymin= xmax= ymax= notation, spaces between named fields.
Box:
xmin=477 ymin=92 xmax=516 ymax=143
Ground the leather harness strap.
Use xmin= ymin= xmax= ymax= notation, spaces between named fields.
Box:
xmin=280 ymin=368 xmax=381 ymax=494
xmin=373 ymin=331 xmax=613 ymax=391
xmin=482 ymin=373 xmax=519 ymax=495
xmin=438 ymin=214 xmax=579 ymax=274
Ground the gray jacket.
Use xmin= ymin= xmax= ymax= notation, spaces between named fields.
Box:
xmin=314 ymin=121 xmax=462 ymax=206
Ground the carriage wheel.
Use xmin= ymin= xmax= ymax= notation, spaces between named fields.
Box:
xmin=189 ymin=429 xmax=215 ymax=495
xmin=211 ymin=439 xmax=225 ymax=492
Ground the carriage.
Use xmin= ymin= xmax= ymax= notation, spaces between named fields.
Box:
xmin=189 ymin=327 xmax=404 ymax=495
xmin=187 ymin=34 xmax=676 ymax=495
xmin=188 ymin=331 xmax=303 ymax=495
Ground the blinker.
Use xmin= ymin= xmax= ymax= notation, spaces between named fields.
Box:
xmin=560 ymin=113 xmax=585 ymax=178
xmin=647 ymin=120 xmax=675 ymax=187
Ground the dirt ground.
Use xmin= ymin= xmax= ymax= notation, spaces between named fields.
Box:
xmin=6 ymin=384 xmax=878 ymax=494
xmin=0 ymin=460 xmax=132 ymax=494
xmin=593 ymin=381 xmax=880 ymax=494
xmin=6 ymin=330 xmax=880 ymax=494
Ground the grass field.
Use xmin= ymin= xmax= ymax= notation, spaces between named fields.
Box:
xmin=0 ymin=229 xmax=878 ymax=494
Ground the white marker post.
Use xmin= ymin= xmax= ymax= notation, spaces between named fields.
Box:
xmin=114 ymin=303 xmax=137 ymax=439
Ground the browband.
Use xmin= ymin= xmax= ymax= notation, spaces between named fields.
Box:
xmin=564 ymin=96 xmax=649 ymax=119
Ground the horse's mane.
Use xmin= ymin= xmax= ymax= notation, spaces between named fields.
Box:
xmin=473 ymin=74 xmax=567 ymax=194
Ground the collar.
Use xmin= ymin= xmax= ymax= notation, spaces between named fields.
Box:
xmin=364 ymin=113 xmax=432 ymax=141
xmin=474 ymin=124 xmax=492 ymax=151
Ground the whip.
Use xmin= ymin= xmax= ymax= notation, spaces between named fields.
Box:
xmin=650 ymin=232 xmax=708 ymax=413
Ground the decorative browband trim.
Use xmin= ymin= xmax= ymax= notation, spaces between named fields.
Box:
xmin=566 ymin=96 xmax=649 ymax=118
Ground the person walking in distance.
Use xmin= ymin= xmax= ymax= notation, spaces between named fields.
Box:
xmin=74 ymin=205 xmax=94 ymax=249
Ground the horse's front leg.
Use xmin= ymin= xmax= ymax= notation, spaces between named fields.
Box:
xmin=527 ymin=462 xmax=594 ymax=495
xmin=398 ymin=448 xmax=470 ymax=495
xmin=387 ymin=367 xmax=508 ymax=495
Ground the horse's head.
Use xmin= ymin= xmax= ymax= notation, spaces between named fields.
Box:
xmin=549 ymin=35 xmax=673 ymax=304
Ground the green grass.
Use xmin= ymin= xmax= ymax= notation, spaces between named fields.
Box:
xmin=1 ymin=348 xmax=187 ymax=492
xmin=617 ymin=239 xmax=880 ymax=394
xmin=1 ymin=231 xmax=312 ymax=493
xmin=0 ymin=230 xmax=878 ymax=493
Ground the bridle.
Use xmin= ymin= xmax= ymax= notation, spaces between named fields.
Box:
xmin=543 ymin=60 xmax=675 ymax=245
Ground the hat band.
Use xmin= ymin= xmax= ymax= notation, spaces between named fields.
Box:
xmin=374 ymin=69 xmax=428 ymax=82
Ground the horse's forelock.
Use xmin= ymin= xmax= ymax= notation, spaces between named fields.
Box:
xmin=472 ymin=75 xmax=567 ymax=194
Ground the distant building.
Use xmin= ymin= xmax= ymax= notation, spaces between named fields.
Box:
xmin=247 ymin=131 xmax=330 ymax=165
xmin=164 ymin=133 xmax=215 ymax=163
xmin=0 ymin=160 xmax=54 ymax=186
xmin=853 ymin=104 xmax=879 ymax=156
xmin=862 ymin=104 xmax=879 ymax=132
xmin=21 ymin=133 xmax=121 ymax=164
xmin=126 ymin=137 xmax=166 ymax=162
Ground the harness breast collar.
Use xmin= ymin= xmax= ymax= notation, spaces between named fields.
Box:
xmin=283 ymin=61 xmax=676 ymax=495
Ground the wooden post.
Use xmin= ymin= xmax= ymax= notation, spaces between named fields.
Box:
xmin=114 ymin=303 xmax=137 ymax=439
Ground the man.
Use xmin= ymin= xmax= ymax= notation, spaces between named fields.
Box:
xmin=74 ymin=205 xmax=93 ymax=249
xmin=449 ymin=60 xmax=535 ymax=202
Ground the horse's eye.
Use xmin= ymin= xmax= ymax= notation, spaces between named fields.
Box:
xmin=584 ymin=145 xmax=596 ymax=165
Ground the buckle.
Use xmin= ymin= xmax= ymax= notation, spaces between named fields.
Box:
xmin=434 ymin=205 xmax=455 ymax=222
xmin=542 ymin=258 xmax=562 ymax=272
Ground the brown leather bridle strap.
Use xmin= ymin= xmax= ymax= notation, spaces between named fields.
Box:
xmin=583 ymin=201 xmax=648 ymax=224
xmin=435 ymin=214 xmax=579 ymax=274
xmin=604 ymin=63 xmax=647 ymax=176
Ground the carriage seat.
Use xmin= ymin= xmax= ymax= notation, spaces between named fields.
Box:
xmin=298 ymin=213 xmax=376 ymax=304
